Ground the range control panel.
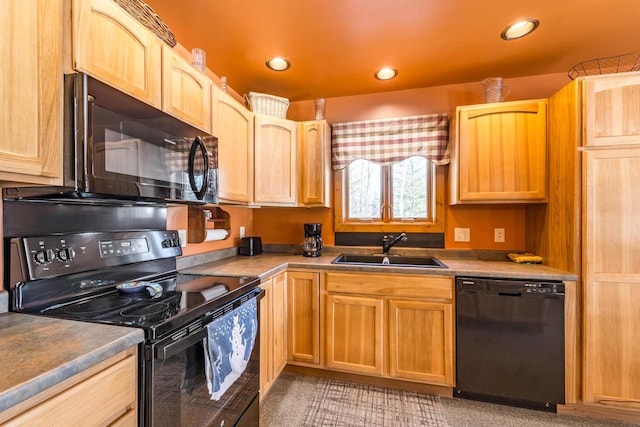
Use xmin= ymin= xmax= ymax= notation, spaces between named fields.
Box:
xmin=20 ymin=230 xmax=182 ymax=280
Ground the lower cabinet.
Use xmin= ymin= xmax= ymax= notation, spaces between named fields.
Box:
xmin=388 ymin=299 xmax=453 ymax=384
xmin=0 ymin=348 xmax=137 ymax=426
xmin=287 ymin=271 xmax=321 ymax=365
xmin=259 ymin=272 xmax=287 ymax=399
xmin=326 ymin=294 xmax=384 ymax=375
xmin=325 ymin=272 xmax=454 ymax=386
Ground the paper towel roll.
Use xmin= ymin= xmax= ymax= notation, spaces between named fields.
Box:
xmin=205 ymin=229 xmax=229 ymax=241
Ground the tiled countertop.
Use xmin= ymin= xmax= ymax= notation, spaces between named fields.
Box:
xmin=180 ymin=251 xmax=577 ymax=282
xmin=0 ymin=313 xmax=144 ymax=413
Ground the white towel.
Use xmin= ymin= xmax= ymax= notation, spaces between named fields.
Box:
xmin=203 ymin=297 xmax=257 ymax=400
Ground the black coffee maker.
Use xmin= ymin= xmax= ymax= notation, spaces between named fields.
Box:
xmin=302 ymin=223 xmax=322 ymax=257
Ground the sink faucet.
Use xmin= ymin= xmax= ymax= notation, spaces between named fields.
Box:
xmin=382 ymin=232 xmax=408 ymax=255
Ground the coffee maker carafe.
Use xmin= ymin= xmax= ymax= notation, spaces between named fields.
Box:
xmin=302 ymin=223 xmax=322 ymax=257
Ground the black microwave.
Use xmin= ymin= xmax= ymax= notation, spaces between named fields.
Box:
xmin=5 ymin=73 xmax=218 ymax=205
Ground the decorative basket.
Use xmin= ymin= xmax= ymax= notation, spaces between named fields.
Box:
xmin=244 ymin=92 xmax=290 ymax=118
xmin=568 ymin=50 xmax=640 ymax=80
xmin=113 ymin=0 xmax=177 ymax=47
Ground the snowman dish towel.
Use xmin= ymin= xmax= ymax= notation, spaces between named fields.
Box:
xmin=204 ymin=297 xmax=258 ymax=400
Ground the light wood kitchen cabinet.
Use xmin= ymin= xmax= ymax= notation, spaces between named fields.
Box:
xmin=325 ymin=294 xmax=384 ymax=375
xmin=259 ymin=272 xmax=287 ymax=399
xmin=287 ymin=271 xmax=320 ymax=365
xmin=212 ymin=86 xmax=255 ymax=204
xmin=583 ymin=147 xmax=640 ymax=408
xmin=449 ymin=99 xmax=547 ymax=204
xmin=72 ymin=0 xmax=162 ymax=108
xmin=0 ymin=0 xmax=63 ymax=185
xmin=388 ymin=299 xmax=453 ymax=384
xmin=0 ymin=348 xmax=137 ymax=426
xmin=298 ymin=120 xmax=331 ymax=207
xmin=161 ymin=45 xmax=212 ymax=132
xmin=254 ymin=115 xmax=298 ymax=206
xmin=528 ymin=72 xmax=640 ymax=419
xmin=325 ymin=272 xmax=454 ymax=386
xmin=582 ymin=73 xmax=640 ymax=147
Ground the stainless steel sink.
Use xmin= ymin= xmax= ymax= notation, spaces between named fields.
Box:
xmin=331 ymin=254 xmax=447 ymax=268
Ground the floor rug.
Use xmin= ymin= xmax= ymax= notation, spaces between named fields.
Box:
xmin=301 ymin=377 xmax=448 ymax=427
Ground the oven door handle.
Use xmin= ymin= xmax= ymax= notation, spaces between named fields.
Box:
xmin=156 ymin=327 xmax=209 ymax=361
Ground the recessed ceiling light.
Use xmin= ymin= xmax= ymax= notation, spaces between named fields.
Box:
xmin=266 ymin=57 xmax=291 ymax=71
xmin=501 ymin=19 xmax=539 ymax=40
xmin=374 ymin=67 xmax=398 ymax=80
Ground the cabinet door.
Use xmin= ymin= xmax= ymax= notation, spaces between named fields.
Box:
xmin=388 ymin=300 xmax=453 ymax=385
xmin=584 ymin=72 xmax=640 ymax=147
xmin=212 ymin=86 xmax=254 ymax=203
xmin=326 ymin=294 xmax=384 ymax=376
xmin=161 ymin=45 xmax=212 ymax=132
xmin=451 ymin=99 xmax=547 ymax=203
xmin=72 ymin=0 xmax=162 ymax=107
xmin=0 ymin=0 xmax=62 ymax=184
xmin=583 ymin=147 xmax=640 ymax=406
xmin=259 ymin=277 xmax=273 ymax=398
xmin=287 ymin=271 xmax=320 ymax=364
xmin=254 ymin=115 xmax=298 ymax=205
xmin=298 ymin=121 xmax=331 ymax=207
xmin=271 ymin=273 xmax=288 ymax=378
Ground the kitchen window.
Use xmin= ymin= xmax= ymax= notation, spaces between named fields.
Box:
xmin=334 ymin=159 xmax=445 ymax=232
xmin=332 ymin=114 xmax=449 ymax=233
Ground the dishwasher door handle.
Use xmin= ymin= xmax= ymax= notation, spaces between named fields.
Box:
xmin=498 ymin=291 xmax=522 ymax=297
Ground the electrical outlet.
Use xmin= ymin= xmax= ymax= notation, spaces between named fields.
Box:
xmin=177 ymin=229 xmax=187 ymax=247
xmin=494 ymin=228 xmax=505 ymax=243
xmin=239 ymin=226 xmax=245 ymax=238
xmin=454 ymin=227 xmax=470 ymax=242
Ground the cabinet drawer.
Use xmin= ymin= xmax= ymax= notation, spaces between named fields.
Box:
xmin=3 ymin=354 xmax=137 ymax=426
xmin=326 ymin=272 xmax=452 ymax=301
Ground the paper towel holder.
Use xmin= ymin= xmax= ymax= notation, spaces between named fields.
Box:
xmin=187 ymin=206 xmax=231 ymax=243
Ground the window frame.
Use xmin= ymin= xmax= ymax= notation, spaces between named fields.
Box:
xmin=334 ymin=161 xmax=446 ymax=233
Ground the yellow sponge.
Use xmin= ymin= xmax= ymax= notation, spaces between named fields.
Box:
xmin=508 ymin=253 xmax=543 ymax=264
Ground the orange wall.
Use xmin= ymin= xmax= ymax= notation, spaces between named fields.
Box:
xmin=255 ymin=73 xmax=569 ymax=250
xmin=174 ymin=73 xmax=569 ymax=253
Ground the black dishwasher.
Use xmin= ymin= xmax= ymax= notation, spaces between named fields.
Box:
xmin=455 ymin=277 xmax=565 ymax=412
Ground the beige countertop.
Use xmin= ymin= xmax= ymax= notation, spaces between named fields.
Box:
xmin=180 ymin=252 xmax=577 ymax=282
xmin=0 ymin=313 xmax=144 ymax=413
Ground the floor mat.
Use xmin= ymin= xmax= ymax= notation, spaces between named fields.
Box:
xmin=302 ymin=377 xmax=448 ymax=427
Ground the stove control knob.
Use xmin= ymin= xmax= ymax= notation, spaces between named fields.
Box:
xmin=57 ymin=248 xmax=76 ymax=262
xmin=34 ymin=249 xmax=55 ymax=265
xmin=161 ymin=239 xmax=172 ymax=248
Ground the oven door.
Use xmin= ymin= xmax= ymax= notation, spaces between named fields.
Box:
xmin=144 ymin=290 xmax=263 ymax=427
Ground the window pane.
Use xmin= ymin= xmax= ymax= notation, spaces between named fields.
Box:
xmin=392 ymin=157 xmax=428 ymax=219
xmin=347 ymin=159 xmax=381 ymax=219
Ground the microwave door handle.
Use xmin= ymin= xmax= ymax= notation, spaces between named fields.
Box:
xmin=188 ymin=136 xmax=210 ymax=200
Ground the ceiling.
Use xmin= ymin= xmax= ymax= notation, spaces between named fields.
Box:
xmin=144 ymin=0 xmax=640 ymax=101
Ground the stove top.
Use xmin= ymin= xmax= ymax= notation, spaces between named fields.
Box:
xmin=33 ymin=273 xmax=260 ymax=340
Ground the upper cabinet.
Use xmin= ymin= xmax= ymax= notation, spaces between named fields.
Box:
xmin=298 ymin=121 xmax=331 ymax=207
xmin=583 ymin=73 xmax=640 ymax=147
xmin=161 ymin=45 xmax=212 ymax=132
xmin=212 ymin=86 xmax=255 ymax=204
xmin=254 ymin=115 xmax=298 ymax=206
xmin=0 ymin=0 xmax=63 ymax=185
xmin=449 ymin=99 xmax=547 ymax=204
xmin=72 ymin=0 xmax=162 ymax=108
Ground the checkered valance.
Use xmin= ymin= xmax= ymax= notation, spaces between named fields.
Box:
xmin=331 ymin=114 xmax=450 ymax=170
